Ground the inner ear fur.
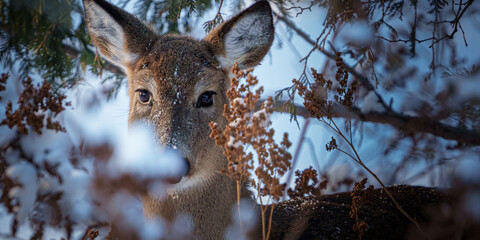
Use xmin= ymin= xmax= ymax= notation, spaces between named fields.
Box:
xmin=203 ymin=1 xmax=274 ymax=69
xmin=83 ymin=0 xmax=156 ymax=70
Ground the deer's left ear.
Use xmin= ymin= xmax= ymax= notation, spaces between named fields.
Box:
xmin=203 ymin=1 xmax=274 ymax=69
xmin=83 ymin=0 xmax=156 ymax=72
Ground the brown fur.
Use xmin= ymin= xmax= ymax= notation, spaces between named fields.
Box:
xmin=83 ymin=0 xmax=273 ymax=238
xmin=126 ymin=34 xmax=247 ymax=240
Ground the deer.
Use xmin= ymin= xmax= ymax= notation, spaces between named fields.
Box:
xmin=83 ymin=0 xmax=447 ymax=239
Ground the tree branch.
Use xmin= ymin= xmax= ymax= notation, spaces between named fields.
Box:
xmin=275 ymin=13 xmax=480 ymax=145
xmin=277 ymin=14 xmax=379 ymax=94
xmin=264 ymin=99 xmax=480 ymax=146
xmin=373 ymin=0 xmax=476 ymax=48
xmin=352 ymin=109 xmax=480 ymax=145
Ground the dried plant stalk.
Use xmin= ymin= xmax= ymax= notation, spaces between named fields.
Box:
xmin=210 ymin=63 xmax=292 ymax=239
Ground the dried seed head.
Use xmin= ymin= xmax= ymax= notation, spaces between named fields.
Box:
xmin=0 ymin=77 xmax=68 ymax=135
xmin=209 ymin=63 xmax=292 ymax=201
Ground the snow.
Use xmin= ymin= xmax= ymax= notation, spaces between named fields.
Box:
xmin=443 ymin=70 xmax=480 ymax=111
xmin=108 ymin=122 xmax=188 ymax=179
xmin=227 ymin=135 xmax=242 ymax=149
xmin=323 ymin=163 xmax=353 ymax=193
xmin=233 ymin=97 xmax=246 ymax=108
xmin=107 ymin=191 xmax=164 ymax=239
xmin=60 ymin=167 xmax=95 ymax=222
xmin=170 ymin=214 xmax=194 ymax=238
xmin=6 ymin=162 xmax=37 ymax=223
xmin=141 ymin=218 xmax=165 ymax=240
xmin=455 ymin=157 xmax=480 ymax=183
xmin=253 ymin=108 xmax=271 ymax=128
xmin=229 ymin=117 xmax=242 ymax=127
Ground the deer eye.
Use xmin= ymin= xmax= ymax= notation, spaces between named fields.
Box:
xmin=137 ymin=89 xmax=152 ymax=104
xmin=195 ymin=91 xmax=216 ymax=108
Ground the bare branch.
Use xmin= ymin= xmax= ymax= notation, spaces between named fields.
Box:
xmin=262 ymin=99 xmax=480 ymax=146
xmin=277 ymin=14 xmax=382 ymax=96
xmin=374 ymin=0 xmax=476 ymax=47
xmin=284 ymin=0 xmax=317 ymax=17
xmin=353 ymin=109 xmax=480 ymax=145
xmin=275 ymin=13 xmax=480 ymax=145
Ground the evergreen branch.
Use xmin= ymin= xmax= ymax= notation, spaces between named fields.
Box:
xmin=203 ymin=0 xmax=224 ymax=32
xmin=62 ymin=44 xmax=124 ymax=75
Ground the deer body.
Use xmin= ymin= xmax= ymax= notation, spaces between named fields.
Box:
xmin=83 ymin=0 xmax=273 ymax=238
xmin=84 ymin=1 xmax=445 ymax=239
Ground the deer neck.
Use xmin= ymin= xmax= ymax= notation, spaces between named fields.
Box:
xmin=142 ymin=172 xmax=253 ymax=239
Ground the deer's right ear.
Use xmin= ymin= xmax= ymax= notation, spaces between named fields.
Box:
xmin=204 ymin=1 xmax=274 ymax=70
xmin=83 ymin=0 xmax=155 ymax=71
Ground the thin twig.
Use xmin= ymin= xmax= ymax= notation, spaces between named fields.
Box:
xmin=236 ymin=180 xmax=244 ymax=235
xmin=277 ymin=13 xmax=386 ymax=105
xmin=275 ymin=13 xmax=480 ymax=146
xmin=283 ymin=118 xmax=310 ymax=200
xmin=203 ymin=0 xmax=224 ymax=30
xmin=284 ymin=0 xmax=317 ymax=17
xmin=328 ymin=120 xmax=428 ymax=238
xmin=266 ymin=204 xmax=275 ymax=240
xmin=375 ymin=0 xmax=475 ymax=47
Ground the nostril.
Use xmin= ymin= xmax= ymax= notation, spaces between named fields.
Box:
xmin=184 ymin=157 xmax=191 ymax=176
xmin=166 ymin=157 xmax=190 ymax=184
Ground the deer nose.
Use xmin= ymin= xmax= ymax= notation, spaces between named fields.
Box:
xmin=163 ymin=148 xmax=190 ymax=184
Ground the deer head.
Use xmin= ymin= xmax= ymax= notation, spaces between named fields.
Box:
xmin=83 ymin=0 xmax=273 ymax=237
